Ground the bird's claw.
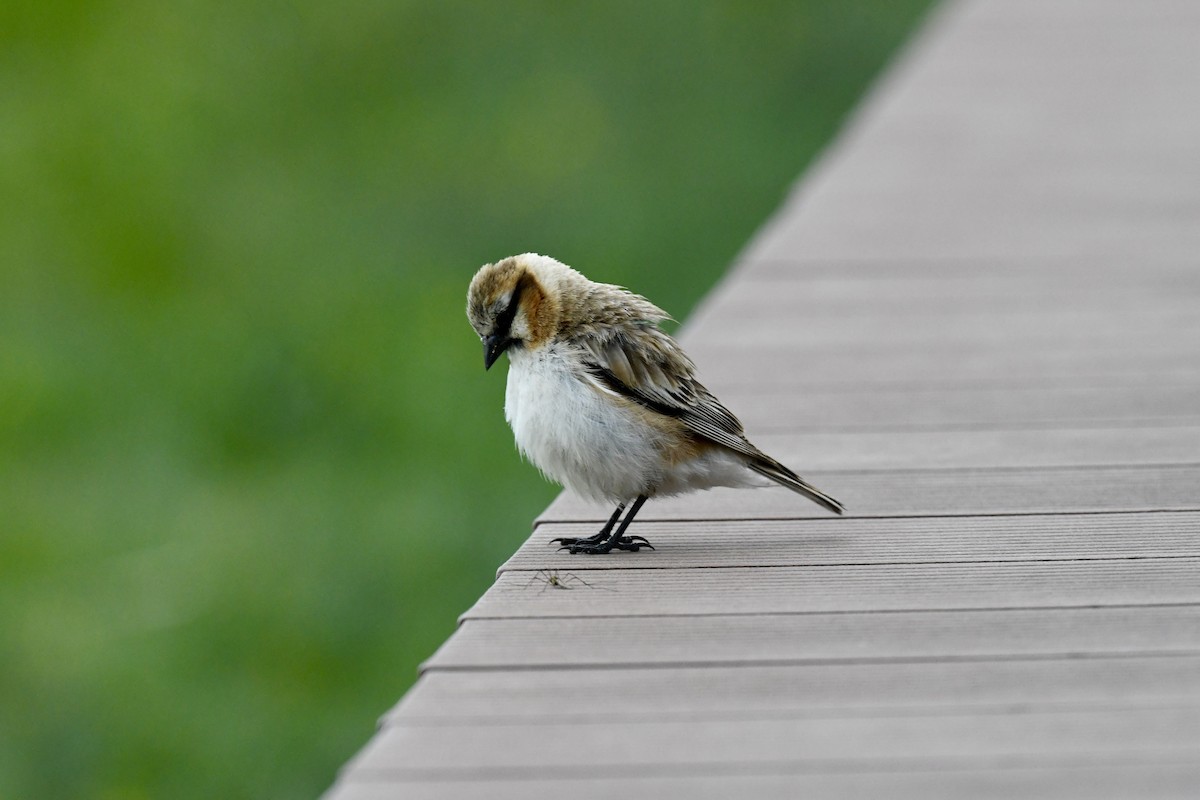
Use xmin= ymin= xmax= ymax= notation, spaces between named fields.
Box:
xmin=553 ymin=535 xmax=654 ymax=554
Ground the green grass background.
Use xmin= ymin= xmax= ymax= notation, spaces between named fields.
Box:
xmin=0 ymin=2 xmax=930 ymax=797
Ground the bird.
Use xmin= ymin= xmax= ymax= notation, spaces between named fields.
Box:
xmin=466 ymin=253 xmax=843 ymax=554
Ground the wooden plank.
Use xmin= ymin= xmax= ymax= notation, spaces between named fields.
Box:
xmin=324 ymin=767 xmax=1200 ymax=800
xmin=500 ymin=511 xmax=1200 ymax=573
xmin=427 ymin=607 xmax=1200 ymax=670
xmin=727 ymin=255 xmax=1200 ymax=284
xmin=463 ymin=559 xmax=1200 ymax=619
xmin=328 ymin=763 xmax=1200 ymax=800
xmin=685 ymin=283 xmax=1200 ymax=345
xmin=668 ymin=385 xmax=1200 ymax=433
xmin=680 ymin=305 xmax=1200 ymax=350
xmin=725 ymin=428 xmax=1200 ymax=472
xmin=390 ymin=656 xmax=1200 ymax=724
xmin=692 ymin=267 xmax=1200 ymax=311
xmin=636 ymin=428 xmax=1200 ymax=476
xmin=677 ymin=341 xmax=1200 ymax=390
xmin=538 ymin=465 xmax=1200 ymax=522
xmin=343 ymin=708 xmax=1200 ymax=778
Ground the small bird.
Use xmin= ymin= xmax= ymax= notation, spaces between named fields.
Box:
xmin=466 ymin=253 xmax=843 ymax=554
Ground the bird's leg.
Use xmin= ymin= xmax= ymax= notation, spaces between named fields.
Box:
xmin=549 ymin=503 xmax=625 ymax=548
xmin=558 ymin=495 xmax=653 ymax=555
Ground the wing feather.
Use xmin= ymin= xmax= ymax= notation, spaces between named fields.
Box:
xmin=603 ymin=341 xmax=636 ymax=387
xmin=577 ymin=326 xmax=763 ymax=462
xmin=575 ymin=321 xmax=845 ymax=515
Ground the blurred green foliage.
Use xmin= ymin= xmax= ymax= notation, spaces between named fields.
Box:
xmin=0 ymin=1 xmax=930 ymax=797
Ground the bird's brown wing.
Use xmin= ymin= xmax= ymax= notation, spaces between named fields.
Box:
xmin=576 ymin=325 xmax=764 ymax=462
xmin=577 ymin=324 xmax=845 ymax=515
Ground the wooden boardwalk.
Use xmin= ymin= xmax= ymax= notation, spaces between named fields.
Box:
xmin=325 ymin=1 xmax=1200 ymax=796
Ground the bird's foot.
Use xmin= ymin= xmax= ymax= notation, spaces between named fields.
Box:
xmin=550 ymin=534 xmax=654 ymax=554
xmin=548 ymin=530 xmax=607 ymax=548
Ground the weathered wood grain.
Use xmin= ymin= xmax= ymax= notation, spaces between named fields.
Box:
xmin=390 ymin=656 xmax=1200 ymax=724
xmin=426 ymin=607 xmax=1200 ymax=670
xmin=681 ymin=305 xmax=1200 ymax=351
xmin=329 ymin=763 xmax=1200 ymax=800
xmin=677 ymin=342 xmax=1200 ymax=390
xmin=683 ymin=428 xmax=1200 ymax=473
xmin=344 ymin=708 xmax=1200 ymax=778
xmin=627 ymin=385 xmax=1200 ymax=434
xmin=727 ymin=255 xmax=1200 ymax=284
xmin=691 ymin=265 xmax=1200 ymax=307
xmin=537 ymin=465 xmax=1200 ymax=522
xmin=463 ymin=559 xmax=1200 ymax=619
xmin=691 ymin=288 xmax=1200 ymax=332
xmin=501 ymin=511 xmax=1200 ymax=573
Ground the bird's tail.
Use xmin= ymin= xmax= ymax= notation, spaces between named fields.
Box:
xmin=747 ymin=457 xmax=844 ymax=515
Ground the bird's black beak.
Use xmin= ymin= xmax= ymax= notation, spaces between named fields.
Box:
xmin=483 ymin=334 xmax=510 ymax=370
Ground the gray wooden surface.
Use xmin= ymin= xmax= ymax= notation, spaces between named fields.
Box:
xmin=324 ymin=0 xmax=1200 ymax=796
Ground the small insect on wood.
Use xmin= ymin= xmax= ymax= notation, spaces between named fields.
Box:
xmin=523 ymin=569 xmax=613 ymax=594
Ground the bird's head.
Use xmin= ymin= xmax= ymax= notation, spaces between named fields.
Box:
xmin=466 ymin=253 xmax=563 ymax=370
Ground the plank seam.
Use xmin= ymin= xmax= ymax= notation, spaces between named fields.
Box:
xmin=341 ymin=751 xmax=1200 ymax=784
xmin=422 ymin=649 xmax=1200 ymax=675
xmin=458 ymin=600 xmax=1200 ymax=624
xmin=533 ymin=506 xmax=1200 ymax=529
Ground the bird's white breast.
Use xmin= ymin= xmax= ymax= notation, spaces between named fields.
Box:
xmin=504 ymin=344 xmax=766 ymax=503
xmin=504 ymin=344 xmax=668 ymax=503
